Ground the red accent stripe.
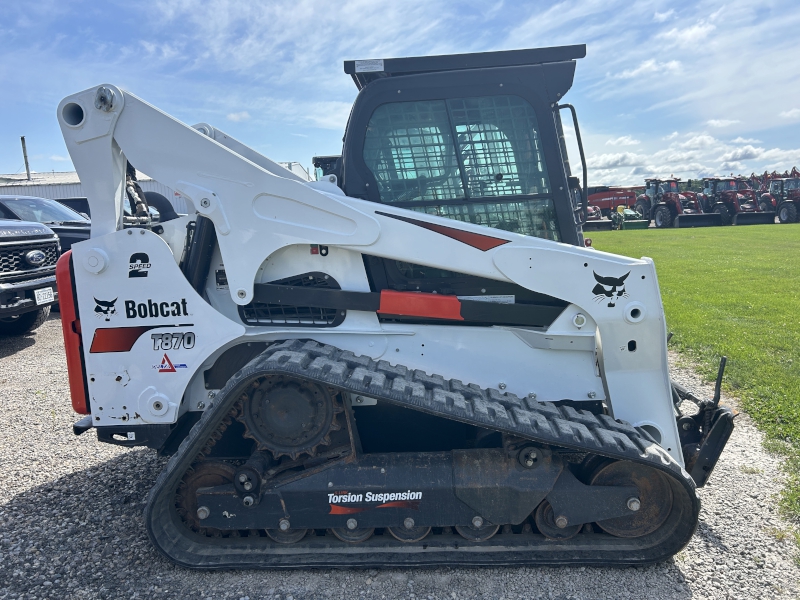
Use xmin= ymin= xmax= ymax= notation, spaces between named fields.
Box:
xmin=56 ymin=252 xmax=89 ymax=415
xmin=376 ymin=211 xmax=510 ymax=251
xmin=90 ymin=326 xmax=158 ymax=353
xmin=375 ymin=500 xmax=421 ymax=510
xmin=378 ymin=290 xmax=463 ymax=321
xmin=328 ymin=505 xmax=369 ymax=515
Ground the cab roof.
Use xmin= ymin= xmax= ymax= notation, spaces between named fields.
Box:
xmin=344 ymin=45 xmax=586 ymax=90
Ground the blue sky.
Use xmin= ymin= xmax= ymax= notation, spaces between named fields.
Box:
xmin=1 ymin=0 xmax=799 ymax=186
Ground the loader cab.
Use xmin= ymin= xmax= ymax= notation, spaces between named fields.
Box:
xmin=658 ymin=180 xmax=679 ymax=196
xmin=336 ymin=46 xmax=587 ymax=248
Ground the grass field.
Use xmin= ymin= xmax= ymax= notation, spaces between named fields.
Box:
xmin=590 ymin=224 xmax=800 ymax=517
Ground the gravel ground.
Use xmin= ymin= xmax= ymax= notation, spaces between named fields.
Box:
xmin=1 ymin=317 xmax=798 ymax=600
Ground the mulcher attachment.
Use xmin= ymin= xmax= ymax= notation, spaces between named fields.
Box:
xmin=145 ymin=340 xmax=704 ymax=569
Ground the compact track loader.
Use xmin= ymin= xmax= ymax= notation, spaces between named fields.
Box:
xmin=56 ymin=45 xmax=734 ymax=569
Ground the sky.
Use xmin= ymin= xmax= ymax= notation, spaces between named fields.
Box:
xmin=1 ymin=0 xmax=799 ymax=186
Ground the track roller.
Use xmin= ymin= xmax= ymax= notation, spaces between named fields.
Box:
xmin=534 ymin=500 xmax=581 ymax=540
xmin=388 ymin=522 xmax=432 ymax=543
xmin=266 ymin=527 xmax=308 ymax=544
xmin=455 ymin=518 xmax=500 ymax=542
xmin=331 ymin=523 xmax=375 ymax=543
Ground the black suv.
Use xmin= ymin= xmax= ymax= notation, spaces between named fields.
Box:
xmin=0 ymin=221 xmax=60 ymax=336
xmin=0 ymin=195 xmax=91 ymax=252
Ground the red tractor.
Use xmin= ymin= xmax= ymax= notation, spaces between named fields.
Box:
xmin=759 ymin=178 xmax=800 ymax=223
xmin=698 ymin=177 xmax=774 ymax=225
xmin=633 ymin=178 xmax=718 ymax=228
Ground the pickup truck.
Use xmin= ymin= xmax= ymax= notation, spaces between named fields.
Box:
xmin=0 ymin=221 xmax=60 ymax=336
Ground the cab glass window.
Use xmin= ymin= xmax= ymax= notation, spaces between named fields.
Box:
xmin=362 ymin=100 xmax=465 ymax=203
xmin=362 ymin=95 xmax=558 ymax=241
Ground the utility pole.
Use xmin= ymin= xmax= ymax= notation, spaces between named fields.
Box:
xmin=20 ymin=136 xmax=31 ymax=180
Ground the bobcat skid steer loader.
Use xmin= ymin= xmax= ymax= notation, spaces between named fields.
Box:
xmin=55 ymin=45 xmax=734 ymax=569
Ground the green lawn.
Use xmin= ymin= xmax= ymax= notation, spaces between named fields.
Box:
xmin=591 ymin=225 xmax=800 ymax=517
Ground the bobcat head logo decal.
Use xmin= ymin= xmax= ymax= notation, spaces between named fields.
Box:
xmin=94 ymin=297 xmax=118 ymax=321
xmin=592 ymin=272 xmax=630 ymax=307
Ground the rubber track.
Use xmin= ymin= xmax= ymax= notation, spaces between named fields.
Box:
xmin=146 ymin=339 xmax=701 ymax=569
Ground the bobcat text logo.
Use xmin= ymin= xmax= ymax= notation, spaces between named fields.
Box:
xmin=125 ymin=299 xmax=189 ymax=319
xmin=94 ymin=298 xmax=117 ymax=321
xmin=128 ymin=253 xmax=151 ymax=278
xmin=592 ymin=272 xmax=630 ymax=308
xmin=153 ymin=353 xmax=187 ymax=373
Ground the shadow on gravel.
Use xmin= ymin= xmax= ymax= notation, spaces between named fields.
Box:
xmin=0 ymin=313 xmax=61 ymax=358
xmin=0 ymin=448 xmax=172 ymax=599
xmin=0 ymin=443 xmax=697 ymax=600
xmin=0 ymin=333 xmax=36 ymax=358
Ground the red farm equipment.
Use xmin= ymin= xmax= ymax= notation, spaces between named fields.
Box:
xmin=633 ymin=178 xmax=720 ymax=228
xmin=760 ymin=178 xmax=800 ymax=223
xmin=698 ymin=177 xmax=774 ymax=225
xmin=587 ymin=186 xmax=639 ymax=217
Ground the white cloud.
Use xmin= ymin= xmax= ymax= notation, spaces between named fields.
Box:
xmin=226 ymin=111 xmax=251 ymax=122
xmin=677 ymin=134 xmax=719 ymax=149
xmin=587 ymin=152 xmax=647 ymax=169
xmin=720 ymin=161 xmax=746 ymax=172
xmin=654 ymin=9 xmax=675 ymax=22
xmin=731 ymin=137 xmax=762 ymax=144
xmin=780 ymin=108 xmax=800 ymax=119
xmin=613 ymin=59 xmax=681 ymax=79
xmin=706 ymin=119 xmax=740 ymax=127
xmin=658 ymin=21 xmax=716 ymax=46
xmin=652 ymin=149 xmax=702 ymax=163
xmin=663 ymin=132 xmax=679 ymax=140
xmin=719 ymin=145 xmax=763 ymax=161
xmin=605 ymin=135 xmax=640 ymax=146
xmin=291 ymin=133 xmax=308 ymax=138
xmin=49 ymin=155 xmax=68 ymax=161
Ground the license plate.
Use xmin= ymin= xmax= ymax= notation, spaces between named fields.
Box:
xmin=34 ymin=287 xmax=54 ymax=305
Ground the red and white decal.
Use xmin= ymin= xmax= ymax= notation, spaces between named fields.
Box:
xmin=153 ymin=354 xmax=187 ymax=373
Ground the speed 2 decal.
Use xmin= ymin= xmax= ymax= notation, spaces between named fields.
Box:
xmin=592 ymin=271 xmax=630 ymax=307
xmin=151 ymin=331 xmax=195 ymax=351
xmin=129 ymin=253 xmax=151 ymax=278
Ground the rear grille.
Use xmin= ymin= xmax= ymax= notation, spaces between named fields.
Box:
xmin=239 ymin=272 xmax=344 ymax=327
xmin=0 ymin=240 xmax=60 ymax=280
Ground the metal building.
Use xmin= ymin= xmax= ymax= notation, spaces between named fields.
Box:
xmin=0 ymin=163 xmax=312 ymax=215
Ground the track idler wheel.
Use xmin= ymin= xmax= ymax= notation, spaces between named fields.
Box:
xmin=590 ymin=460 xmax=673 ymax=538
xmin=388 ymin=521 xmax=432 ymax=543
xmin=534 ymin=500 xmax=582 ymax=540
xmin=266 ymin=527 xmax=308 ymax=544
xmin=175 ymin=461 xmax=237 ymax=535
xmin=455 ymin=517 xmax=500 ymax=542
